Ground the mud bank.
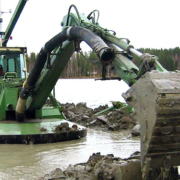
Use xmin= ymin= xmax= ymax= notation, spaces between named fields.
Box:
xmin=61 ymin=102 xmax=140 ymax=137
xmin=38 ymin=103 xmax=179 ymax=180
xmin=39 ymin=152 xmax=179 ymax=180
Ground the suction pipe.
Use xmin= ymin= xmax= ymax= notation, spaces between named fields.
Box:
xmin=16 ymin=26 xmax=115 ymax=121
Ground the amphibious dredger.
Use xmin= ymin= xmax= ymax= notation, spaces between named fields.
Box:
xmin=0 ymin=1 xmax=88 ymax=143
xmin=1 ymin=1 xmax=180 ymax=179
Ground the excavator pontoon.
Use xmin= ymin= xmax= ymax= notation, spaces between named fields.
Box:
xmin=0 ymin=0 xmax=180 ymax=179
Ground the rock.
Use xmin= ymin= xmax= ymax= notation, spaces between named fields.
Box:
xmin=38 ymin=168 xmax=66 ymax=180
xmin=91 ymin=153 xmax=142 ymax=180
xmin=93 ymin=105 xmax=109 ymax=114
xmin=94 ymin=159 xmax=120 ymax=180
xmin=62 ymin=122 xmax=70 ymax=130
xmin=49 ymin=168 xmax=65 ymax=179
xmin=53 ymin=122 xmax=70 ymax=133
xmin=61 ymin=127 xmax=67 ymax=132
xmin=66 ymin=111 xmax=75 ymax=119
xmin=74 ymin=171 xmax=97 ymax=180
xmin=40 ymin=127 xmax=47 ymax=132
xmin=119 ymin=159 xmax=142 ymax=180
xmin=73 ymin=102 xmax=92 ymax=114
xmin=70 ymin=114 xmax=83 ymax=123
xmin=89 ymin=120 xmax=97 ymax=126
xmin=82 ymin=115 xmax=90 ymax=121
xmin=71 ymin=124 xmax=78 ymax=131
xmin=87 ymin=152 xmax=105 ymax=167
xmin=131 ymin=124 xmax=141 ymax=136
xmin=106 ymin=109 xmax=123 ymax=123
xmin=96 ymin=115 xmax=110 ymax=125
xmin=64 ymin=164 xmax=96 ymax=180
xmin=108 ymin=124 xmax=120 ymax=131
xmin=89 ymin=114 xmax=97 ymax=120
xmin=120 ymin=117 xmax=133 ymax=129
xmin=61 ymin=103 xmax=76 ymax=118
xmin=129 ymin=151 xmax=140 ymax=159
xmin=63 ymin=103 xmax=75 ymax=111
xmin=61 ymin=102 xmax=138 ymax=132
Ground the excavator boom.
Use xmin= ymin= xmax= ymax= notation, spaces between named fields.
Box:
xmin=2 ymin=0 xmax=28 ymax=47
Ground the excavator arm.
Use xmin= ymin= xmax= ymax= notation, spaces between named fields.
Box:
xmin=2 ymin=0 xmax=28 ymax=47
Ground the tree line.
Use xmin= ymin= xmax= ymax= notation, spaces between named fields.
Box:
xmin=133 ymin=47 xmax=180 ymax=71
xmin=26 ymin=47 xmax=180 ymax=78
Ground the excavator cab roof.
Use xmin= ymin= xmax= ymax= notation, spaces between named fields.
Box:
xmin=0 ymin=47 xmax=27 ymax=55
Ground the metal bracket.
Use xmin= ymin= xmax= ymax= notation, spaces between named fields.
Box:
xmin=95 ymin=64 xmax=121 ymax=81
xmin=95 ymin=77 xmax=121 ymax=81
xmin=73 ymin=40 xmax=81 ymax=52
xmin=46 ymin=53 xmax=51 ymax=69
xmin=115 ymin=50 xmax=133 ymax=60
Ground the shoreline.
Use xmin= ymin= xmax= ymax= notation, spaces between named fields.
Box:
xmin=39 ymin=102 xmax=180 ymax=180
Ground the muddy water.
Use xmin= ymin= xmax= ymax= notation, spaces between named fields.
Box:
xmin=0 ymin=79 xmax=139 ymax=180
xmin=0 ymin=130 xmax=140 ymax=180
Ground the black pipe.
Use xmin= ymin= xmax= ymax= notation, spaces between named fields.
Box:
xmin=69 ymin=27 xmax=114 ymax=64
xmin=27 ymin=51 xmax=47 ymax=87
xmin=27 ymin=26 xmax=114 ymax=87
xmin=16 ymin=26 xmax=115 ymax=121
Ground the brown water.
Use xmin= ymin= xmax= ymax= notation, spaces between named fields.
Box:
xmin=0 ymin=129 xmax=140 ymax=180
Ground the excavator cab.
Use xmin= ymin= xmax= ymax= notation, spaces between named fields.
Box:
xmin=0 ymin=47 xmax=27 ymax=79
xmin=0 ymin=47 xmax=27 ymax=121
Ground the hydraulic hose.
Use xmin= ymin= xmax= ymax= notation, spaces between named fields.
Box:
xmin=16 ymin=26 xmax=115 ymax=121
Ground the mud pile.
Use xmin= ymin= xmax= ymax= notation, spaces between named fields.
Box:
xmin=39 ymin=152 xmax=179 ymax=180
xmin=61 ymin=102 xmax=140 ymax=137
xmin=39 ymin=152 xmax=141 ymax=180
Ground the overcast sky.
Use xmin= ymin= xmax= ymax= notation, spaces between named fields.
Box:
xmin=1 ymin=0 xmax=180 ymax=54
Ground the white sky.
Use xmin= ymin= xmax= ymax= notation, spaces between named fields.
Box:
xmin=1 ymin=0 xmax=180 ymax=54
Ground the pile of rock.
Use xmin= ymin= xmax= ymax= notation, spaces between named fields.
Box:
xmin=61 ymin=102 xmax=140 ymax=137
xmin=53 ymin=122 xmax=78 ymax=133
xmin=39 ymin=152 xmax=142 ymax=180
xmin=39 ymin=152 xmax=179 ymax=180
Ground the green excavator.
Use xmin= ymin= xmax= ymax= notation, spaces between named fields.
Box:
xmin=0 ymin=0 xmax=87 ymax=144
xmin=1 ymin=0 xmax=180 ymax=179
